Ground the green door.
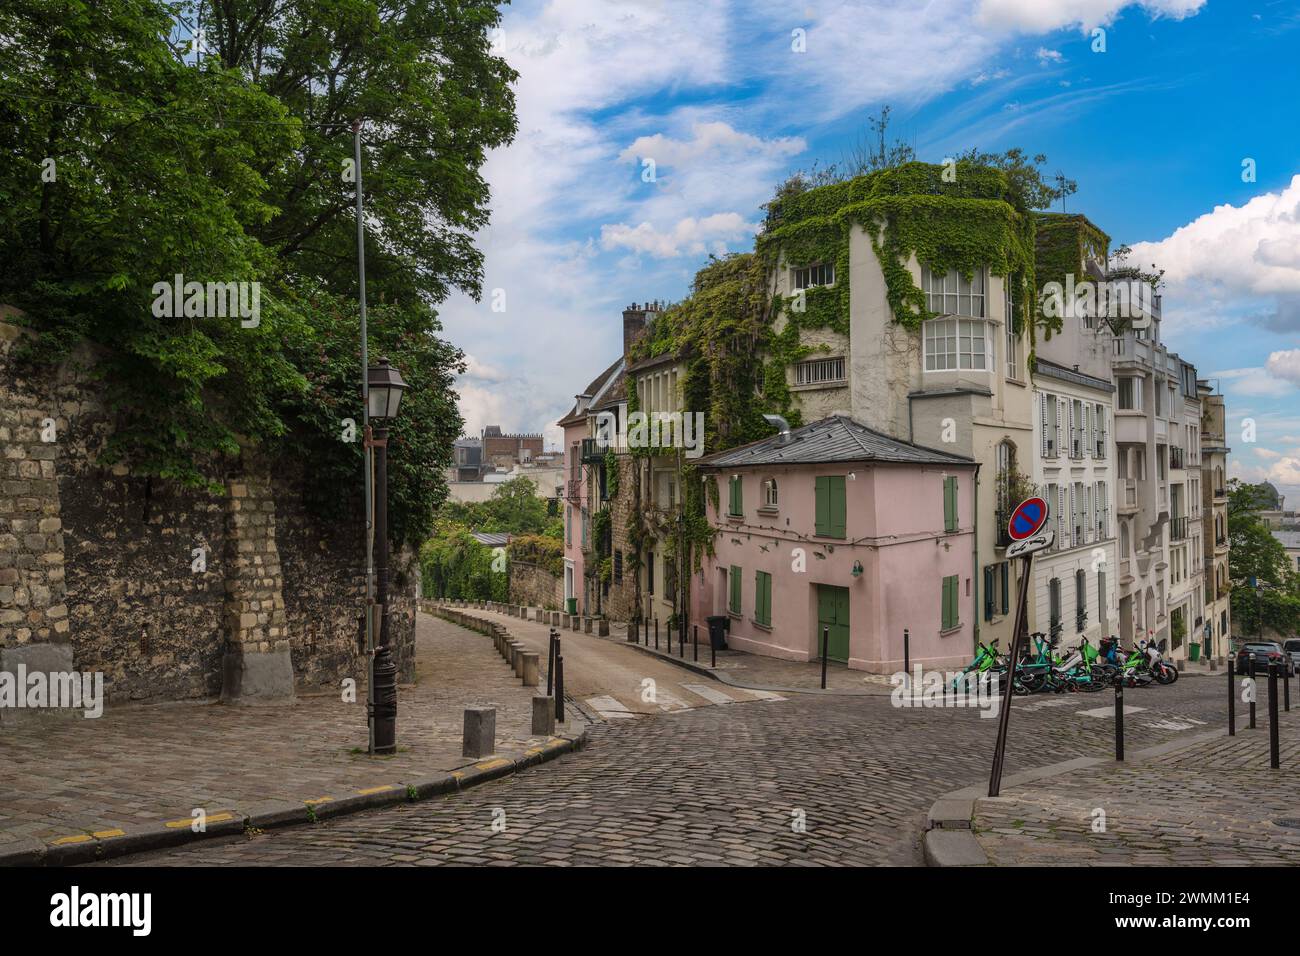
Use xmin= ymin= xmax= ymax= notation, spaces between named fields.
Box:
xmin=816 ymin=585 xmax=851 ymax=663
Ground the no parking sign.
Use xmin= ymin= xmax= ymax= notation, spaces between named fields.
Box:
xmin=1006 ymin=496 xmax=1054 ymax=557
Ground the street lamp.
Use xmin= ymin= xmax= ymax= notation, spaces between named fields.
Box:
xmin=367 ymin=356 xmax=408 ymax=755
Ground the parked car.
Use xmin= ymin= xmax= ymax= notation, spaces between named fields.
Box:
xmin=1285 ymin=638 xmax=1300 ymax=670
xmin=1235 ymin=641 xmax=1296 ymax=678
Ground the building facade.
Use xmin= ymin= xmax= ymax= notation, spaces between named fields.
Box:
xmin=1200 ymin=381 xmax=1232 ymax=659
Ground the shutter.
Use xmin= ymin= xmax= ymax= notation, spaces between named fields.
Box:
xmin=1057 ymin=485 xmax=1066 ymax=548
xmin=729 ymin=565 xmax=740 ymax=613
xmin=1068 ymin=401 xmax=1075 ymax=457
xmin=1084 ymin=404 xmax=1092 ymax=458
xmin=943 ymin=476 xmax=957 ymax=532
xmin=1058 ymin=399 xmax=1067 ymax=459
xmin=829 ymin=476 xmax=846 ymax=538
xmin=1001 ymin=562 xmax=1010 ymax=614
xmin=1040 ymin=392 xmax=1049 ymax=457
xmin=762 ymin=573 xmax=772 ymax=625
xmin=941 ymin=576 xmax=951 ymax=630
xmin=1069 ymin=484 xmax=1077 ymax=546
xmin=983 ymin=567 xmax=995 ymax=621
xmin=815 ymin=476 xmax=829 ymax=536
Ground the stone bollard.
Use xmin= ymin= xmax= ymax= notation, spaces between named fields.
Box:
xmin=521 ymin=651 xmax=540 ymax=687
xmin=583 ymin=617 xmax=593 ymax=634
xmin=462 ymin=707 xmax=496 ymax=758
xmin=552 ymin=611 xmax=561 ymax=626
xmin=510 ymin=643 xmax=525 ymax=676
xmin=597 ymin=619 xmax=610 ymax=637
xmin=531 ymin=695 xmax=555 ymax=735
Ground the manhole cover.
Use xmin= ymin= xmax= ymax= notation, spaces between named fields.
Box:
xmin=1274 ymin=818 xmax=1300 ymax=829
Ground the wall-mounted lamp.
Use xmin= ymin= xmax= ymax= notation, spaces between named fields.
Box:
xmin=851 ymin=560 xmax=863 ymax=578
xmin=847 ymin=472 xmax=856 ymax=481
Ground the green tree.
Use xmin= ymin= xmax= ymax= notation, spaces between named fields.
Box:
xmin=1226 ymin=479 xmax=1300 ymax=637
xmin=0 ymin=0 xmax=516 ymax=546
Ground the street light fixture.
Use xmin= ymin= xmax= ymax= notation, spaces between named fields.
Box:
xmin=367 ymin=356 xmax=408 ymax=755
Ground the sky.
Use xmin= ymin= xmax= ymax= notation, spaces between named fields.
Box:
xmin=440 ymin=0 xmax=1300 ymax=505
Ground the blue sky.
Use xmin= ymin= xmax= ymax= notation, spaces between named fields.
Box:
xmin=442 ymin=0 xmax=1300 ymax=503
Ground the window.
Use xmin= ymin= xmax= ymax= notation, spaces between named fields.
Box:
xmin=647 ymin=550 xmax=655 ymax=595
xmin=941 ymin=574 xmax=960 ymax=630
xmin=792 ymin=263 xmax=835 ymax=289
xmin=984 ymin=566 xmax=996 ymax=621
xmin=762 ymin=478 xmax=779 ymax=508
xmin=923 ymin=266 xmax=985 ymax=317
xmin=1070 ymin=400 xmax=1084 ymax=458
xmin=1095 ymin=481 xmax=1108 ymax=539
xmin=1006 ymin=322 xmax=1022 ymax=380
xmin=1076 ymin=569 xmax=1087 ymax=632
xmin=728 ymin=475 xmax=743 ymax=517
xmin=794 ymin=356 xmax=846 ymax=386
xmin=754 ymin=570 xmax=772 ymax=627
xmin=943 ymin=475 xmax=959 ymax=533
xmin=728 ymin=565 xmax=741 ymax=614
xmin=1118 ymin=377 xmax=1142 ymax=410
xmin=1049 ymin=578 xmax=1062 ymax=633
xmin=924 ymin=318 xmax=989 ymax=371
xmin=1040 ymin=393 xmax=1059 ymax=458
xmin=1094 ymin=404 xmax=1107 ymax=458
xmin=815 ymin=475 xmax=847 ymax=538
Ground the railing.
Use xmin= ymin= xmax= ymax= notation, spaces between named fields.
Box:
xmin=1215 ymin=534 xmax=1227 ymax=548
xmin=1170 ymin=515 xmax=1187 ymax=541
xmin=1169 ymin=446 xmax=1185 ymax=470
xmin=1214 ymin=487 xmax=1227 ymax=500
xmin=565 ymin=479 xmax=582 ymax=503
xmin=580 ymin=437 xmax=604 ymax=464
xmin=994 ymin=510 xmax=1013 ymax=548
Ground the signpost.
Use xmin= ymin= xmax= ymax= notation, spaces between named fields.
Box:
xmin=988 ymin=496 xmax=1052 ymax=797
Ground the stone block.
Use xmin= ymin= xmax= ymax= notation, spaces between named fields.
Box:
xmin=531 ymin=695 xmax=555 ymax=735
xmin=521 ymin=651 xmax=540 ymax=687
xmin=220 ymin=643 xmax=295 ymax=704
xmin=461 ymin=706 xmax=496 ymax=758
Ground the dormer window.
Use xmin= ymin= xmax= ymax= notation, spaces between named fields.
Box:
xmin=792 ymin=263 xmax=835 ymax=289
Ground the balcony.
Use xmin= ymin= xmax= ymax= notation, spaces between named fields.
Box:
xmin=1169 ymin=446 xmax=1185 ymax=470
xmin=994 ymin=511 xmax=1013 ymax=549
xmin=580 ymin=437 xmax=604 ymax=464
xmin=1213 ymin=487 xmax=1227 ymax=501
xmin=1170 ymin=515 xmax=1188 ymax=542
xmin=565 ymin=478 xmax=583 ymax=503
xmin=1215 ymin=534 xmax=1228 ymax=554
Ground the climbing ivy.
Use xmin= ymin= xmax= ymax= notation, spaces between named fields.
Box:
xmin=1033 ymin=213 xmax=1110 ymax=342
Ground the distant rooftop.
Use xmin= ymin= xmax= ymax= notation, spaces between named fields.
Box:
xmin=695 ymin=415 xmax=974 ymax=469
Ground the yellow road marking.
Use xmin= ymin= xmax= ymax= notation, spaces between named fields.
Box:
xmin=93 ymin=829 xmax=125 ymax=839
xmin=164 ymin=811 xmax=233 ymax=828
xmin=357 ymin=785 xmax=396 ymax=796
xmin=49 ymin=834 xmax=92 ymax=846
xmin=304 ymin=797 xmax=333 ymax=806
xmin=474 ymin=758 xmax=511 ymax=771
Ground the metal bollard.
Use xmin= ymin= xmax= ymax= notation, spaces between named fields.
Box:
xmin=1250 ymin=653 xmax=1257 ymax=730
xmin=711 ymin=626 xmax=716 ymax=668
xmin=547 ymin=629 xmax=557 ymax=696
xmin=693 ymin=624 xmax=699 ymax=662
xmin=555 ymin=654 xmax=565 ymax=724
xmin=821 ymin=625 xmax=829 ymax=690
xmin=1269 ymin=661 xmax=1281 ymax=769
xmin=1286 ymin=661 xmax=1292 ymax=713
xmin=903 ymin=628 xmax=910 ymax=691
xmin=1228 ymin=658 xmax=1235 ymax=736
xmin=1115 ymin=681 xmax=1124 ymax=761
xmin=654 ymin=617 xmax=659 ymax=651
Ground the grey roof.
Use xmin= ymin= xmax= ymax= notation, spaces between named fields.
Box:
xmin=1273 ymin=531 xmax=1300 ymax=550
xmin=470 ymin=531 xmax=511 ymax=547
xmin=695 ymin=415 xmax=975 ymax=469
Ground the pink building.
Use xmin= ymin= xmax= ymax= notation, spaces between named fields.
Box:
xmin=692 ymin=415 xmax=977 ymax=674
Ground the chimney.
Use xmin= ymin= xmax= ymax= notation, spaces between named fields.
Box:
xmin=623 ymin=301 xmax=656 ymax=360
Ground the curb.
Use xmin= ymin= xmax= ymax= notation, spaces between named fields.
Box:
xmin=1 ymin=727 xmax=588 ymax=868
xmin=921 ymin=725 xmax=1230 ymax=867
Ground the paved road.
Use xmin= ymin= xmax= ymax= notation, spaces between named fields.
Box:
xmin=102 ymin=675 xmax=1233 ymax=866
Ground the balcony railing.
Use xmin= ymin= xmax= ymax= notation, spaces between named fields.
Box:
xmin=1214 ymin=487 xmax=1227 ymax=500
xmin=1169 ymin=446 xmax=1185 ymax=470
xmin=565 ymin=479 xmax=583 ymax=503
xmin=1170 ymin=515 xmax=1188 ymax=541
xmin=994 ymin=510 xmax=1013 ymax=548
xmin=580 ymin=437 xmax=604 ymax=464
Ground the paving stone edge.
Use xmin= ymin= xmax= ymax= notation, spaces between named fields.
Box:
xmin=0 ymin=726 xmax=589 ymax=867
xmin=922 ymin=725 xmax=1230 ymax=867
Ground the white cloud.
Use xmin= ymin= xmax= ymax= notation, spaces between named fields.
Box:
xmin=970 ymin=68 xmax=1011 ymax=86
xmin=1266 ymin=348 xmax=1300 ymax=387
xmin=1256 ymin=448 xmax=1282 ymax=460
xmin=1035 ymin=47 xmax=1065 ymax=64
xmin=619 ymin=122 xmax=804 ymax=170
xmin=600 ymin=213 xmax=758 ymax=259
xmin=1210 ymin=366 xmax=1297 ymax=398
xmin=978 ymin=0 xmax=1206 ymax=33
xmin=1267 ymin=457 xmax=1300 ymax=487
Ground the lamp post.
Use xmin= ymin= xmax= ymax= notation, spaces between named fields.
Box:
xmin=367 ymin=356 xmax=409 ymax=755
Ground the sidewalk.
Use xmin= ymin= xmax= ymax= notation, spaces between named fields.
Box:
xmin=594 ymin=619 xmax=894 ymax=696
xmin=928 ymin=706 xmax=1300 ymax=866
xmin=0 ymin=612 xmax=586 ymax=865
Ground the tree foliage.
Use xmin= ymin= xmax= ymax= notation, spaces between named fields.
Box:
xmin=1227 ymin=479 xmax=1300 ymax=637
xmin=0 ymin=0 xmax=517 ymax=546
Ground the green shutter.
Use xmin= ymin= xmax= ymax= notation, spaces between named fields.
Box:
xmin=814 ymin=476 xmax=829 ymax=535
xmin=829 ymin=476 xmax=846 ymax=538
xmin=755 ymin=571 xmax=772 ymax=626
xmin=1000 ymin=563 xmax=1010 ymax=614
xmin=943 ymin=476 xmax=958 ymax=532
xmin=729 ymin=565 xmax=741 ymax=614
xmin=728 ymin=476 xmax=743 ymax=516
xmin=942 ymin=574 xmax=959 ymax=630
xmin=983 ymin=566 xmax=994 ymax=621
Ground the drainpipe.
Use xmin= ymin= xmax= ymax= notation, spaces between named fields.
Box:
xmin=972 ymin=462 xmax=981 ymax=656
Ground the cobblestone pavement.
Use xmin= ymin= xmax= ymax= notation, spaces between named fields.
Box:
xmin=101 ymin=671 xmax=1240 ymax=866
xmin=0 ymin=613 xmax=573 ymax=850
xmin=975 ymin=703 xmax=1300 ymax=866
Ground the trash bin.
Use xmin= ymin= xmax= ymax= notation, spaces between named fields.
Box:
xmin=566 ymin=597 xmax=577 ymax=615
xmin=1188 ymin=642 xmax=1201 ymax=662
xmin=706 ymin=615 xmax=729 ymax=651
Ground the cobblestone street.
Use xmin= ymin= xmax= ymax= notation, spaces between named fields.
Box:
xmin=102 ymin=670 xmax=1244 ymax=866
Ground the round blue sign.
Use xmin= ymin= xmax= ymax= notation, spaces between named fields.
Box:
xmin=1008 ymin=496 xmax=1049 ymax=541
